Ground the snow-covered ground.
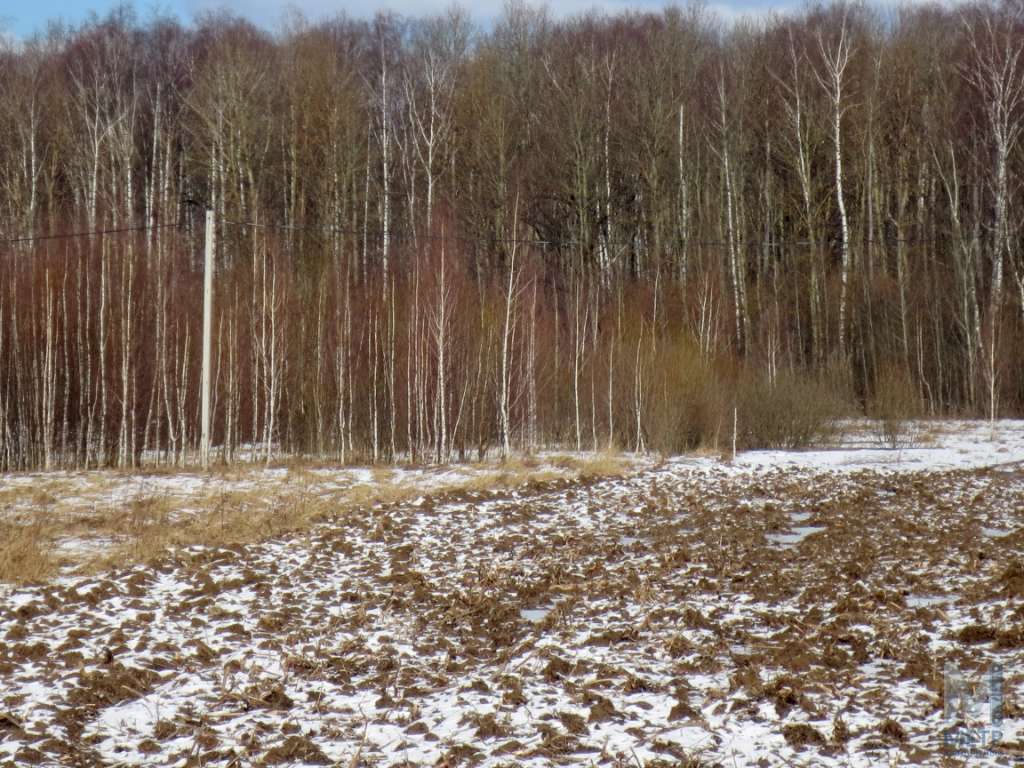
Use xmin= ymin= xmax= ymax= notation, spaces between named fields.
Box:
xmin=729 ymin=419 xmax=1024 ymax=473
xmin=0 ymin=422 xmax=1022 ymax=766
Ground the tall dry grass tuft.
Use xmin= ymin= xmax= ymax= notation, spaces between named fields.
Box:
xmin=0 ymin=521 xmax=55 ymax=583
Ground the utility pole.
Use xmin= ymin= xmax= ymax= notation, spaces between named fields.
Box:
xmin=201 ymin=208 xmax=214 ymax=469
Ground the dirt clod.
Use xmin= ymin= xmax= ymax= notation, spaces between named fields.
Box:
xmin=878 ymin=718 xmax=907 ymax=743
xmin=259 ymin=735 xmax=329 ymax=765
xmin=956 ymin=623 xmax=997 ymax=644
xmin=783 ymin=723 xmax=826 ymax=748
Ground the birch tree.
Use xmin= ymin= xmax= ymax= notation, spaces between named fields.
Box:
xmin=814 ymin=13 xmax=854 ymax=358
xmin=963 ymin=11 xmax=1024 ymax=417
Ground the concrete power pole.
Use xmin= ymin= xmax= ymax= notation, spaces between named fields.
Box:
xmin=200 ymin=209 xmax=214 ymax=469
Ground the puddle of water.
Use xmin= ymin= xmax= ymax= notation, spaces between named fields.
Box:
xmin=789 ymin=512 xmax=812 ymax=523
xmin=766 ymin=526 xmax=826 ymax=547
xmin=981 ymin=527 xmax=1010 ymax=539
xmin=520 ymin=606 xmax=553 ymax=624
xmin=906 ymin=594 xmax=951 ymax=608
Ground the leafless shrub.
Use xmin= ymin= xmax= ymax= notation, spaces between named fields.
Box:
xmin=868 ymin=364 xmax=922 ymax=449
xmin=642 ymin=340 xmax=727 ymax=455
xmin=736 ymin=371 xmax=844 ymax=450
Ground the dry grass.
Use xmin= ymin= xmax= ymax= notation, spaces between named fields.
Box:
xmin=0 ymin=520 xmax=56 ymax=583
xmin=0 ymin=480 xmax=60 ymax=509
xmin=546 ymin=451 xmax=631 ymax=476
xmin=914 ymin=422 xmax=942 ymax=446
xmin=453 ymin=452 xmax=632 ymax=492
xmin=0 ymin=452 xmax=638 ymax=583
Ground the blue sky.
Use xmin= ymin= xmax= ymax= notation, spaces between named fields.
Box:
xmin=1 ymin=0 xmax=786 ymax=39
xmin=3 ymin=1 xmax=183 ymax=38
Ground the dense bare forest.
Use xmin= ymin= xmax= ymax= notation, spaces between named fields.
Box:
xmin=1 ymin=0 xmax=1024 ymax=469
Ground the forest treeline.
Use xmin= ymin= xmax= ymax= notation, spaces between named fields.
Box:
xmin=1 ymin=0 xmax=1023 ymax=468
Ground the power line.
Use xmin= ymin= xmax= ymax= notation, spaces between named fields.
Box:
xmin=0 ymin=221 xmax=180 ymax=248
xmin=219 ymin=216 xmax=981 ymax=251
xmin=219 ymin=217 xmax=563 ymax=249
xmin=0 ymin=213 xmax=985 ymax=253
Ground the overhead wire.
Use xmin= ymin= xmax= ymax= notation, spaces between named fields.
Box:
xmin=219 ymin=216 xmax=974 ymax=251
xmin=0 ymin=221 xmax=181 ymax=248
xmin=0 ymin=211 xmax=985 ymax=253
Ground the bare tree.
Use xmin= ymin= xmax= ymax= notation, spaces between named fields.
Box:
xmin=962 ymin=10 xmax=1024 ymax=418
xmin=814 ymin=11 xmax=854 ymax=358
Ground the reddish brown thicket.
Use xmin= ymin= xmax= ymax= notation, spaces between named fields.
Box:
xmin=2 ymin=2 xmax=1024 ymax=468
xmin=0 ymin=226 xmax=840 ymax=468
